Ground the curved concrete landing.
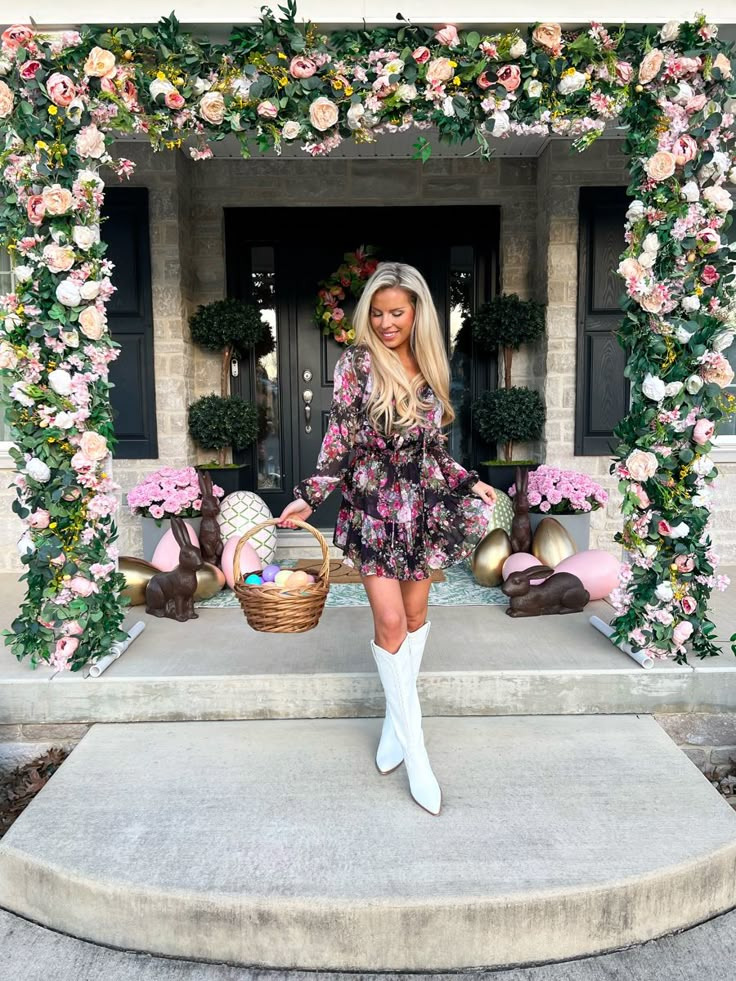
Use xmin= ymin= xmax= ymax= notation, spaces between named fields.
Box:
xmin=1 ymin=716 xmax=736 ymax=971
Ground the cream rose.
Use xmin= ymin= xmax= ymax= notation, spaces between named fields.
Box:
xmin=626 ymin=449 xmax=658 ymax=482
xmin=527 ymin=80 xmax=543 ymax=98
xmin=509 ymin=38 xmax=527 ymax=58
xmin=80 ymin=430 xmax=108 ymax=461
xmin=0 ymin=342 xmax=17 ymax=370
xmin=701 ymin=353 xmax=734 ymax=388
xmin=43 ymin=243 xmax=75 ymax=274
xmin=532 ymin=23 xmax=562 ymax=52
xmin=703 ymin=185 xmax=733 ymax=212
xmin=75 ymin=124 xmax=106 ymax=159
xmin=84 ymin=46 xmax=116 ymax=78
xmin=714 ymin=53 xmax=733 ymax=80
xmin=0 ymin=80 xmax=13 ymax=119
xmin=309 ymin=96 xmax=339 ymax=131
xmin=558 ymin=70 xmax=587 ymax=95
xmin=281 ymin=120 xmax=301 ymax=140
xmin=660 ymin=20 xmax=681 ymax=42
xmin=199 ymin=91 xmax=225 ymax=125
xmin=80 ymin=280 xmax=101 ymax=300
xmin=638 ymin=49 xmax=664 ymax=84
xmin=56 ymin=279 xmax=82 ymax=307
xmin=79 ymin=306 xmax=107 ymax=339
xmin=61 ymin=329 xmax=79 ymax=348
xmin=644 ymin=150 xmax=676 ymax=182
xmin=426 ymin=57 xmax=455 ymax=83
xmin=42 ymin=184 xmax=73 ymax=215
xmin=73 ymin=224 xmax=100 ymax=250
xmin=618 ymin=257 xmax=645 ymax=279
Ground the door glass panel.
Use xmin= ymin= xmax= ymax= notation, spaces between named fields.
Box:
xmin=250 ymin=246 xmax=282 ymax=490
xmin=447 ymin=245 xmax=474 ymax=469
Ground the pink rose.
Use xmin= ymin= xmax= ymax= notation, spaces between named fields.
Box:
xmin=674 ymin=555 xmax=695 ymax=573
xmin=26 ymin=194 xmax=45 ymax=226
xmin=43 ymin=243 xmax=75 ymax=273
xmin=532 ymin=23 xmax=563 ymax=55
xmin=199 ymin=91 xmax=225 ymax=125
xmin=680 ymin=596 xmax=697 ymax=615
xmin=644 ymin=151 xmax=676 ymax=182
xmin=638 ymin=48 xmax=664 ymax=84
xmin=497 ymin=64 xmax=521 ymax=91
xmin=19 ymin=60 xmax=41 ymax=79
xmin=626 ymin=449 xmax=658 ymax=481
xmin=83 ymin=46 xmax=117 ymax=79
xmin=28 ymin=509 xmax=50 ymax=529
xmin=53 ymin=636 xmax=79 ymax=663
xmin=658 ymin=520 xmax=672 ymax=536
xmin=75 ymin=124 xmax=107 ymax=159
xmin=1 ymin=25 xmax=34 ymax=51
xmin=426 ymin=57 xmax=455 ymax=83
xmin=42 ymin=184 xmax=73 ymax=215
xmin=165 ymin=90 xmax=185 ymax=110
xmin=80 ymin=430 xmax=108 ymax=461
xmin=672 ymin=135 xmax=698 ymax=166
xmin=631 ymin=483 xmax=650 ymax=508
xmin=412 ymin=46 xmax=431 ymax=64
xmin=476 ymin=72 xmax=493 ymax=90
xmin=615 ymin=61 xmax=633 ymax=84
xmin=672 ymin=620 xmax=693 ymax=646
xmin=435 ymin=25 xmax=460 ymax=47
xmin=69 ymin=576 xmax=98 ymax=597
xmin=696 ymin=228 xmax=721 ymax=255
xmin=308 ymin=96 xmax=339 ymax=131
xmin=257 ymin=100 xmax=278 ymax=119
xmin=289 ymin=56 xmax=317 ymax=78
xmin=686 ymin=94 xmax=707 ymax=113
xmin=46 ymin=72 xmax=76 ymax=106
xmin=702 ymin=265 xmax=719 ymax=286
xmin=693 ymin=418 xmax=715 ymax=445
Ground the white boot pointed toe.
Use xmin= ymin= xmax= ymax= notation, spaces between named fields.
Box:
xmin=372 ymin=633 xmax=442 ymax=815
xmin=375 ymin=621 xmax=431 ymax=775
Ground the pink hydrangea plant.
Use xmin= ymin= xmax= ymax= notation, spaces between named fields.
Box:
xmin=127 ymin=466 xmax=223 ymax=521
xmin=508 ymin=465 xmax=609 ymax=514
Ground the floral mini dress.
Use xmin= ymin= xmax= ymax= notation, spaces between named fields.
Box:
xmin=293 ymin=344 xmax=492 ymax=581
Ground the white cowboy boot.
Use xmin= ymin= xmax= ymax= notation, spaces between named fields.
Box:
xmin=375 ymin=621 xmax=431 ymax=774
xmin=371 ymin=633 xmax=442 ymax=816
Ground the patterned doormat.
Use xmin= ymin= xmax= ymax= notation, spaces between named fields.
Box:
xmin=292 ymin=558 xmax=445 ymax=584
xmin=196 ymin=561 xmax=507 ymax=609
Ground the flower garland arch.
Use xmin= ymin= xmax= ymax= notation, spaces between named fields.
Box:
xmin=314 ymin=245 xmax=380 ymax=344
xmin=0 ymin=7 xmax=735 ymax=670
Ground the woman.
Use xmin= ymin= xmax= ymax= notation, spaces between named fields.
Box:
xmin=277 ymin=262 xmax=496 ymax=815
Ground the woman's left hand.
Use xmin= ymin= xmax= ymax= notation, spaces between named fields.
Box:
xmin=470 ymin=480 xmax=497 ymax=506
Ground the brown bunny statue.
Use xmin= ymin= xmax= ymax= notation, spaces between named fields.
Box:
xmin=501 ymin=564 xmax=590 ymax=617
xmin=145 ymin=516 xmax=203 ymax=621
xmin=510 ymin=466 xmax=532 ymax=554
xmin=197 ymin=470 xmax=223 ymax=566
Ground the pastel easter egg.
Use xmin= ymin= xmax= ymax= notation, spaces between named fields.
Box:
xmin=216 ymin=491 xmax=276 ymax=564
xmin=261 ymin=581 xmax=281 ymax=589
xmin=555 ymin=550 xmax=622 ymax=601
xmin=151 ymin=522 xmax=200 ymax=572
xmin=304 ymin=573 xmax=316 ymax=583
xmin=274 ymin=570 xmax=293 ymax=587
xmin=285 ymin=570 xmax=310 ymax=589
xmin=502 ymin=552 xmax=545 ymax=583
xmin=220 ymin=534 xmax=261 ymax=589
xmin=262 ymin=563 xmax=281 ymax=582
xmin=245 ymin=574 xmax=263 ymax=585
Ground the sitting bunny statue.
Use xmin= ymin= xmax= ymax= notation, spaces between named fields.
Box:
xmin=501 ymin=564 xmax=590 ymax=617
xmin=145 ymin=516 xmax=203 ymax=621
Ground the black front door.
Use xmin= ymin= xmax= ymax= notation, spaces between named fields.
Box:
xmin=225 ymin=207 xmax=499 ymax=526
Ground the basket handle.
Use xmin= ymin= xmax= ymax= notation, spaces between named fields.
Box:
xmin=232 ymin=518 xmax=330 ymax=586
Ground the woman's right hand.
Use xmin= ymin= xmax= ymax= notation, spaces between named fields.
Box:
xmin=276 ymin=498 xmax=314 ymax=529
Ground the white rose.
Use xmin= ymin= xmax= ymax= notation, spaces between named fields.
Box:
xmin=442 ymin=96 xmax=456 ymax=117
xmin=509 ymin=38 xmax=527 ymax=58
xmin=229 ymin=75 xmax=251 ymax=99
xmin=527 ymin=79 xmax=543 ymax=98
xmin=16 ymin=531 xmax=34 ymax=557
xmin=693 ymin=456 xmax=714 ymax=476
xmin=10 ymin=382 xmax=34 ymax=407
xmin=191 ymin=76 xmax=212 ymax=97
xmin=397 ymin=83 xmax=417 ymax=101
xmin=0 ymin=56 xmax=12 ymax=76
xmin=281 ymin=120 xmax=301 ymax=140
xmin=656 ymin=583 xmax=674 ymax=601
xmin=642 ymin=372 xmax=666 ymax=401
xmin=686 ymin=374 xmax=703 ymax=394
xmin=80 ymin=280 xmax=101 ymax=300
xmin=48 ymin=368 xmax=73 ymax=395
xmin=703 ymin=185 xmax=733 ymax=212
xmin=150 ymin=78 xmax=176 ymax=100
xmin=73 ymin=225 xmax=100 ymax=250
xmin=76 ymin=168 xmax=104 ymax=189
xmin=642 ymin=233 xmax=660 ymax=254
xmin=660 ymin=20 xmax=681 ymax=41
xmin=558 ymin=70 xmax=587 ymax=95
xmin=664 ymin=381 xmax=683 ymax=397
xmin=626 ymin=199 xmax=645 ymax=220
xmin=669 ymin=521 xmax=691 ymax=537
xmin=26 ymin=458 xmax=51 ymax=483
xmin=713 ymin=332 xmax=735 ymax=352
xmin=13 ymin=265 xmax=33 ymax=282
xmin=638 ymin=251 xmax=656 ymax=269
xmin=681 ymin=295 xmax=701 ymax=313
xmin=489 ymin=110 xmax=510 ymax=137
xmin=641 ymin=544 xmax=658 ymax=559
xmin=672 ymin=81 xmax=693 ymax=105
xmin=60 ymin=329 xmax=79 ymax=348
xmin=54 ymin=411 xmax=75 ymax=429
xmin=692 ymin=493 xmax=709 ymax=508
xmin=675 ymin=327 xmax=693 ymax=344
xmin=55 ymin=279 xmax=82 ymax=307
xmin=681 ymin=181 xmax=700 ymax=203
xmin=626 ymin=449 xmax=658 ymax=481
xmin=346 ymin=103 xmax=365 ymax=131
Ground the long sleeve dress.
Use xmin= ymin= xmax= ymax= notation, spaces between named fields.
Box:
xmin=293 ymin=344 xmax=492 ymax=581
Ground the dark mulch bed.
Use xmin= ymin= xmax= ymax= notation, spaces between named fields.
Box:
xmin=0 ymin=748 xmax=70 ymax=840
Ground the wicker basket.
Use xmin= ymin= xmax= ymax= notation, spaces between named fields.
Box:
xmin=232 ymin=518 xmax=330 ymax=633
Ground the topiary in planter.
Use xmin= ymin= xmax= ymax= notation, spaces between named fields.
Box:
xmin=472 ymin=386 xmax=545 ymax=463
xmin=188 ymin=394 xmax=260 ymax=455
xmin=468 ymin=294 xmax=546 ymax=388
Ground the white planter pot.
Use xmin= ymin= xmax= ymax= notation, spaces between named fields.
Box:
xmin=529 ymin=512 xmax=591 ymax=554
xmin=141 ymin=516 xmax=202 ymax=562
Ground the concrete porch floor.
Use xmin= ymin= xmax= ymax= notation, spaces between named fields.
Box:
xmin=1 ymin=569 xmax=736 ymax=723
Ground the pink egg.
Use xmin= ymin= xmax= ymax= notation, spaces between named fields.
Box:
xmin=285 ymin=570 xmax=310 ymax=589
xmin=220 ymin=534 xmax=261 ymax=589
xmin=151 ymin=522 xmax=199 ymax=572
xmin=502 ymin=552 xmax=545 ymax=583
xmin=555 ymin=550 xmax=622 ymax=601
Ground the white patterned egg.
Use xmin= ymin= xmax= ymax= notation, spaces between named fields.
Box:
xmin=216 ymin=491 xmax=276 ymax=565
xmin=485 ymin=489 xmax=513 ymax=535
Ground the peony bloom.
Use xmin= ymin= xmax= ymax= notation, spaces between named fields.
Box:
xmin=309 ymin=96 xmax=339 ymax=131
xmin=412 ymin=46 xmax=431 ymax=63
xmin=26 ymin=458 xmax=51 ymax=483
xmin=56 ymin=279 xmax=82 ymax=307
xmin=674 ymin=554 xmax=695 ymax=573
xmin=69 ymin=576 xmax=98 ymax=597
xmin=84 ymin=46 xmax=116 ymax=78
xmin=497 ymin=65 xmax=521 ymax=91
xmin=257 ymin=100 xmax=278 ymax=119
xmin=80 ymin=430 xmax=109 ymax=461
xmin=680 ymin=596 xmax=697 ymax=616
xmin=638 ymin=48 xmax=664 ymax=84
xmin=43 ymin=243 xmax=76 ymax=273
xmin=700 ymin=353 xmax=734 ymax=388
xmin=426 ymin=57 xmax=455 ymax=83
xmin=672 ymin=135 xmax=698 ymax=167
xmin=696 ymin=228 xmax=721 ymax=255
xmin=42 ymin=184 xmax=73 ymax=215
xmin=701 ymin=265 xmax=719 ymax=286
xmin=435 ymin=25 xmax=460 ymax=47
xmin=626 ymin=449 xmax=658 ymax=481
xmin=53 ymin=637 xmax=79 ymax=667
xmin=26 ymin=195 xmax=45 ymax=225
xmin=642 ymin=373 xmax=666 ymax=401
xmin=199 ymin=91 xmax=225 ymax=125
xmin=693 ymin=419 xmax=715 ymax=445
xmin=1 ymin=25 xmax=34 ymax=50
xmin=644 ymin=151 xmax=676 ymax=182
xmin=48 ymin=368 xmax=73 ymax=396
xmin=46 ymin=72 xmax=76 ymax=106
xmin=28 ymin=509 xmax=50 ymax=529
xmin=672 ymin=621 xmax=693 ymax=646
xmin=703 ymin=185 xmax=733 ymax=212
xmin=165 ymin=90 xmax=185 ymax=110
xmin=79 ymin=306 xmax=107 ymax=340
xmin=558 ymin=70 xmax=587 ymax=95
xmin=290 ymin=56 xmax=317 ymax=78
xmin=532 ymin=23 xmax=563 ymax=55
xmin=75 ymin=124 xmax=106 ymax=159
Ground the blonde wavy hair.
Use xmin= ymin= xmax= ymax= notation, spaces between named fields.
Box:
xmin=352 ymin=262 xmax=455 ymax=435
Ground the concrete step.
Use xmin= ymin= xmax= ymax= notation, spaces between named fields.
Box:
xmin=1 ymin=716 xmax=735 ymax=971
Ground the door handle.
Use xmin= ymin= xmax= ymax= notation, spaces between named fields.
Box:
xmin=303 ymin=388 xmax=313 ymax=432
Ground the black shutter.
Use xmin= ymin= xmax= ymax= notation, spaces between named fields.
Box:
xmin=575 ymin=187 xmax=630 ymax=456
xmin=102 ymin=187 xmax=158 ymax=459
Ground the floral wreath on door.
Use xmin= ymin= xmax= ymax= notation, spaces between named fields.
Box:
xmin=314 ymin=246 xmax=380 ymax=344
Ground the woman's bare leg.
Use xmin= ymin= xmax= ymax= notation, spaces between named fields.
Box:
xmin=399 ymin=578 xmax=432 ymax=633
xmin=360 ymin=575 xmax=407 ymax=653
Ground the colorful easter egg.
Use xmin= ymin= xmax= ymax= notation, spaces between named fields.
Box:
xmin=274 ymin=570 xmax=293 ymax=587
xmin=555 ymin=550 xmax=622 ymax=601
xmin=285 ymin=570 xmax=310 ymax=589
xmin=485 ymin=488 xmax=514 ymax=535
xmin=262 ymin=564 xmax=281 ymax=582
xmin=220 ymin=534 xmax=261 ymax=589
xmin=151 ymin=523 xmax=200 ymax=572
xmin=245 ymin=574 xmax=263 ymax=585
xmin=216 ymin=491 xmax=276 ymax=565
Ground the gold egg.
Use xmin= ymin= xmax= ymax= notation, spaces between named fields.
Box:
xmin=531 ymin=518 xmax=576 ymax=568
xmin=194 ymin=563 xmax=226 ymax=600
xmin=119 ymin=556 xmax=159 ymax=606
xmin=471 ymin=528 xmax=512 ymax=587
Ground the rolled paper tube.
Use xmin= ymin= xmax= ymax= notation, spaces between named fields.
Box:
xmin=86 ymin=621 xmax=146 ymax=678
xmin=590 ymin=615 xmax=654 ymax=669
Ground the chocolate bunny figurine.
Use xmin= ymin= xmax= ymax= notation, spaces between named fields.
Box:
xmin=145 ymin=516 xmax=203 ymax=621
xmin=501 ymin=564 xmax=590 ymax=617
xmin=197 ymin=470 xmax=223 ymax=566
xmin=510 ymin=466 xmax=532 ymax=554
